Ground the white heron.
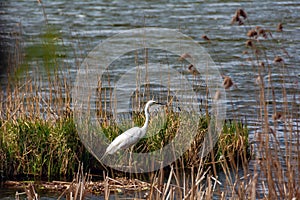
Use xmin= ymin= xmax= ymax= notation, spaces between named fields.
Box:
xmin=101 ymin=100 xmax=157 ymax=161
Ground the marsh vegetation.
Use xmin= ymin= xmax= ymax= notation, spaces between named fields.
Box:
xmin=0 ymin=3 xmax=299 ymax=200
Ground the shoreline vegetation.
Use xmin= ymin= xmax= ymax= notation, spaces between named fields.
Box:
xmin=0 ymin=6 xmax=299 ymax=200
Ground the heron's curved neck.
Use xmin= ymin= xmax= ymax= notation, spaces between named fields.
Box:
xmin=142 ymin=105 xmax=150 ymax=130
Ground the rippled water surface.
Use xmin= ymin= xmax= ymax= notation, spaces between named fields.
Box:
xmin=0 ymin=0 xmax=299 ymax=198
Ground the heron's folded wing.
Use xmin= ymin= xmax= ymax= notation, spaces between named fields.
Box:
xmin=118 ymin=127 xmax=142 ymax=149
xmin=106 ymin=127 xmax=142 ymax=154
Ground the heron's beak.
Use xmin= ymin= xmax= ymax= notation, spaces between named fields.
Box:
xmin=156 ymin=102 xmax=167 ymax=106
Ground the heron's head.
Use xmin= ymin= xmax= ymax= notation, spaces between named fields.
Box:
xmin=148 ymin=100 xmax=156 ymax=105
xmin=145 ymin=100 xmax=156 ymax=110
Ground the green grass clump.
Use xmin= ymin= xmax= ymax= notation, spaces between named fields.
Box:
xmin=217 ymin=121 xmax=249 ymax=166
xmin=0 ymin=117 xmax=95 ymax=181
xmin=100 ymin=111 xmax=249 ymax=169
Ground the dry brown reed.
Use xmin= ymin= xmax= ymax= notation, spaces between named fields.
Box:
xmin=231 ymin=7 xmax=300 ymax=199
xmin=178 ymin=52 xmax=192 ymax=61
xmin=14 ymin=184 xmax=39 ymax=200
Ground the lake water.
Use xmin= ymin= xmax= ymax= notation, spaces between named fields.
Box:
xmin=0 ymin=0 xmax=299 ymax=198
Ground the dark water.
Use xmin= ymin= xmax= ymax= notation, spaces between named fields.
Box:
xmin=0 ymin=0 xmax=299 ymax=198
xmin=1 ymin=0 xmax=299 ymax=118
xmin=0 ymin=188 xmax=58 ymax=200
xmin=0 ymin=187 xmax=147 ymax=200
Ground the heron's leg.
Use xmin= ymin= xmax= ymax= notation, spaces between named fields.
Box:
xmin=128 ymin=146 xmax=135 ymax=177
xmin=129 ymin=146 xmax=134 ymax=168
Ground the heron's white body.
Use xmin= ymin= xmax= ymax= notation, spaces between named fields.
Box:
xmin=103 ymin=100 xmax=155 ymax=156
xmin=105 ymin=126 xmax=146 ymax=154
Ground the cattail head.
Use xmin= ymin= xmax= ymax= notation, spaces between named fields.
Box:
xmin=187 ymin=64 xmax=200 ymax=75
xmin=231 ymin=8 xmax=247 ymax=25
xmin=274 ymin=56 xmax=283 ymax=63
xmin=247 ymin=29 xmax=257 ymax=38
xmin=277 ymin=23 xmax=283 ymax=32
xmin=231 ymin=10 xmax=244 ymax=25
xmin=246 ymin=40 xmax=253 ymax=47
xmin=237 ymin=8 xmax=247 ymax=19
xmin=201 ymin=35 xmax=210 ymax=41
xmin=223 ymin=76 xmax=234 ymax=89
xmin=272 ymin=112 xmax=282 ymax=120
xmin=258 ymin=28 xmax=268 ymax=38
xmin=231 ymin=15 xmax=240 ymax=25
